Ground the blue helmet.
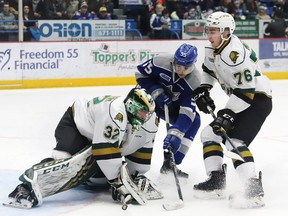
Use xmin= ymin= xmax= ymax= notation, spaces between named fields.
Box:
xmin=174 ymin=44 xmax=198 ymax=67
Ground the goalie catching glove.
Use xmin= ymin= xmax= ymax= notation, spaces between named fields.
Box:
xmin=109 ymin=178 xmax=134 ymax=205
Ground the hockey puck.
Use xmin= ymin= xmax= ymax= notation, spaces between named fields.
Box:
xmin=122 ymin=204 xmax=128 ymax=210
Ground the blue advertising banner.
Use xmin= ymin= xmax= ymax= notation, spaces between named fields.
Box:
xmin=38 ymin=20 xmax=126 ymax=41
xmin=259 ymin=39 xmax=288 ymax=74
xmin=259 ymin=40 xmax=288 ymax=59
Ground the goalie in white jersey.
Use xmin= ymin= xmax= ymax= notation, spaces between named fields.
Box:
xmin=191 ymin=12 xmax=273 ymax=208
xmin=5 ymin=88 xmax=163 ymax=209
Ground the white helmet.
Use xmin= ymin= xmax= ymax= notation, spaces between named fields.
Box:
xmin=205 ymin=11 xmax=235 ymax=35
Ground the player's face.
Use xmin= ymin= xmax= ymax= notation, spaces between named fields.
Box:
xmin=136 ymin=109 xmax=151 ymax=122
xmin=175 ymin=64 xmax=192 ymax=78
xmin=206 ymin=27 xmax=222 ymax=48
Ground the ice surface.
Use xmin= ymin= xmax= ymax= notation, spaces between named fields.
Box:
xmin=0 ymin=80 xmax=287 ymax=216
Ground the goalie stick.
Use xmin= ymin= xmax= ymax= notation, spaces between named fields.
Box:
xmin=119 ymin=161 xmax=147 ymax=210
xmin=207 ymin=106 xmax=245 ymax=162
xmin=162 ymin=105 xmax=184 ymax=211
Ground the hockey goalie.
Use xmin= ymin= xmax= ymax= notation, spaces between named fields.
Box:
xmin=4 ymin=88 xmax=163 ymax=209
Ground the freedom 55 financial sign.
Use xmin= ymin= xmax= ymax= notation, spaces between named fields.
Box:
xmin=0 ymin=41 xmax=176 ymax=81
xmin=38 ymin=20 xmax=126 ymax=41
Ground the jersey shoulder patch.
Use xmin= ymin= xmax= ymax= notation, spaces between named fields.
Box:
xmin=229 ymin=51 xmax=240 ymax=64
xmin=220 ymin=42 xmax=245 ymax=66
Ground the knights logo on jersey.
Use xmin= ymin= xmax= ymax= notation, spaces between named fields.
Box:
xmin=114 ymin=113 xmax=123 ymax=122
xmin=229 ymin=51 xmax=239 ymax=64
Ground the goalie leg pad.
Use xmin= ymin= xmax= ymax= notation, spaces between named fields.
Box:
xmin=31 ymin=146 xmax=95 ymax=198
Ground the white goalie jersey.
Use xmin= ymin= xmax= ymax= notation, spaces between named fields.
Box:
xmin=73 ymin=95 xmax=158 ymax=180
xmin=202 ymin=35 xmax=273 ymax=113
xmin=3 ymin=93 xmax=161 ymax=209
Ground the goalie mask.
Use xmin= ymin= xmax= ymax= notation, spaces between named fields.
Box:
xmin=124 ymin=88 xmax=155 ymax=130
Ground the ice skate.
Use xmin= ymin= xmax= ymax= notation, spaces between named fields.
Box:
xmin=193 ymin=164 xmax=226 ymax=199
xmin=3 ymin=184 xmax=38 ymax=209
xmin=229 ymin=171 xmax=265 ymax=209
xmin=160 ymin=151 xmax=189 ymax=178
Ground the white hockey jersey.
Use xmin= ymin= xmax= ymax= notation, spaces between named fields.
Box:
xmin=202 ymin=35 xmax=272 ymax=113
xmin=73 ymin=95 xmax=158 ymax=180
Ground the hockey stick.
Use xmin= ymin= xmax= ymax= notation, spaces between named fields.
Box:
xmin=119 ymin=162 xmax=147 ymax=210
xmin=207 ymin=106 xmax=245 ymax=162
xmin=162 ymin=104 xmax=184 ymax=211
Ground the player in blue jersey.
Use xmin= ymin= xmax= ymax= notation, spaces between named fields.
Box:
xmin=135 ymin=43 xmax=213 ymax=177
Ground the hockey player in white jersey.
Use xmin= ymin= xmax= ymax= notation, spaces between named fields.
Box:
xmin=5 ymin=88 xmax=163 ymax=209
xmin=192 ymin=12 xmax=273 ymax=208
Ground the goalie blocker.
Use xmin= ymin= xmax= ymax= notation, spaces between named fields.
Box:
xmin=3 ymin=146 xmax=163 ymax=209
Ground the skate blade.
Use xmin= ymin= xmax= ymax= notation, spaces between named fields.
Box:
xmin=229 ymin=193 xmax=265 ymax=209
xmin=193 ymin=189 xmax=226 ymax=200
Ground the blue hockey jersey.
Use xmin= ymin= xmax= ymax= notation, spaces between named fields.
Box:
xmin=135 ymin=54 xmax=201 ymax=133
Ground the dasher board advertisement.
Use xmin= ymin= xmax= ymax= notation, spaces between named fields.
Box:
xmin=38 ymin=20 xmax=126 ymax=41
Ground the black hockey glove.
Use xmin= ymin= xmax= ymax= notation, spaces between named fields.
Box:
xmin=210 ymin=109 xmax=236 ymax=136
xmin=108 ymin=178 xmax=133 ymax=204
xmin=192 ymin=86 xmax=215 ymax=114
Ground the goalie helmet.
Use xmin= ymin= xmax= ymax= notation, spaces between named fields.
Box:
xmin=174 ymin=43 xmax=198 ymax=67
xmin=124 ymin=88 xmax=155 ymax=130
xmin=205 ymin=11 xmax=235 ymax=35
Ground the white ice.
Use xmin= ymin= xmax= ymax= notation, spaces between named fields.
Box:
xmin=0 ymin=80 xmax=287 ymax=216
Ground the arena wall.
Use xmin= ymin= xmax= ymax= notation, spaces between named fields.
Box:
xmin=0 ymin=39 xmax=287 ymax=89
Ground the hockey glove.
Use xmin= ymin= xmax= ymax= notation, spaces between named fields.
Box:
xmin=109 ymin=178 xmax=133 ymax=205
xmin=155 ymin=92 xmax=172 ymax=110
xmin=210 ymin=109 xmax=236 ymax=136
xmin=163 ymin=126 xmax=184 ymax=153
xmin=192 ymin=86 xmax=215 ymax=114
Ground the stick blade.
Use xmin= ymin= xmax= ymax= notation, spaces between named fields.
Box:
xmin=223 ymin=150 xmax=245 ymax=162
xmin=162 ymin=200 xmax=184 ymax=211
